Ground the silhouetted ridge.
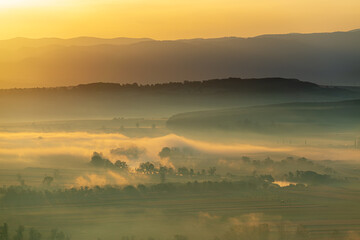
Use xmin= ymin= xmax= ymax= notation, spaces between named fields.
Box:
xmin=34 ymin=77 xmax=327 ymax=93
xmin=0 ymin=77 xmax=358 ymax=121
xmin=1 ymin=29 xmax=359 ymax=88
xmin=59 ymin=78 xmax=350 ymax=97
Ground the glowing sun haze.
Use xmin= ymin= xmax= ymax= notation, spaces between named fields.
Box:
xmin=0 ymin=0 xmax=359 ymax=40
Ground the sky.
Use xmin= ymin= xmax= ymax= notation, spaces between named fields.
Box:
xmin=0 ymin=0 xmax=359 ymax=40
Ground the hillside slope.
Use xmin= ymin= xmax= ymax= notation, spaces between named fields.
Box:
xmin=0 ymin=78 xmax=358 ymax=121
xmin=167 ymin=99 xmax=360 ymax=134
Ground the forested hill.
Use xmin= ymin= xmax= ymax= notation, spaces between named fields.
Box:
xmin=0 ymin=78 xmax=358 ymax=121
xmin=1 ymin=77 xmax=353 ymax=95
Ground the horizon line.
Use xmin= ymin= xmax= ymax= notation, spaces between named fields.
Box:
xmin=1 ymin=77 xmax=357 ymax=91
xmin=1 ymin=28 xmax=359 ymax=42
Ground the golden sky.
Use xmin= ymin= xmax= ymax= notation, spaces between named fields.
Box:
xmin=0 ymin=0 xmax=359 ymax=39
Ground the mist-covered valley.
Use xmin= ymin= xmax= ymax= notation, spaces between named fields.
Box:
xmin=1 ymin=130 xmax=360 ymax=240
xmin=2 ymin=0 xmax=360 ymax=238
xmin=1 ymin=93 xmax=360 ymax=239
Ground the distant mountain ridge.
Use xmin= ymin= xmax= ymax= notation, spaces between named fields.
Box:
xmin=0 ymin=77 xmax=358 ymax=121
xmin=0 ymin=36 xmax=153 ymax=49
xmin=0 ymin=29 xmax=359 ymax=88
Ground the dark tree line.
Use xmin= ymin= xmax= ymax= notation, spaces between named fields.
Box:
xmin=90 ymin=151 xmax=218 ymax=180
xmin=90 ymin=152 xmax=128 ymax=170
xmin=284 ymin=170 xmax=334 ymax=184
xmin=0 ymin=224 xmax=69 ymax=240
xmin=0 ymin=176 xmax=283 ymax=207
xmin=0 ymin=222 xmax=349 ymax=240
xmin=136 ymin=162 xmax=217 ymax=178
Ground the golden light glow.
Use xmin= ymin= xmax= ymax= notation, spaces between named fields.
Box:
xmin=0 ymin=0 xmax=59 ymax=8
xmin=0 ymin=0 xmax=359 ymax=39
xmin=0 ymin=0 xmax=35 ymax=7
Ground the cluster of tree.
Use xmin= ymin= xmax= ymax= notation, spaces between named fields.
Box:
xmin=0 ymin=177 xmax=277 ymax=207
xmin=222 ymin=222 xmax=316 ymax=240
xmin=116 ymin=223 xmax=313 ymax=240
xmin=0 ymin=224 xmax=69 ymax=240
xmin=284 ymin=170 xmax=335 ymax=184
xmin=90 ymin=152 xmax=128 ymax=170
xmin=136 ymin=162 xmax=217 ymax=180
xmin=42 ymin=176 xmax=54 ymax=186
xmin=118 ymin=222 xmax=344 ymax=240
xmin=16 ymin=174 xmax=25 ymax=187
xmin=242 ymin=156 xmax=313 ymax=167
xmin=89 ymin=151 xmax=337 ymax=184
xmin=15 ymin=174 xmax=57 ymax=188
xmin=89 ymin=151 xmax=217 ymax=179
xmin=114 ymin=235 xmax=189 ymax=240
xmin=240 ymin=156 xmax=336 ymax=175
xmin=110 ymin=146 xmax=146 ymax=160
xmin=2 ymin=220 xmax=351 ymax=240
xmin=1 ymin=222 xmax=349 ymax=240
xmin=158 ymin=147 xmax=197 ymax=160
xmin=67 ymin=78 xmax=318 ymax=94
xmin=89 ymin=151 xmax=219 ymax=185
xmin=259 ymin=174 xmax=275 ymax=183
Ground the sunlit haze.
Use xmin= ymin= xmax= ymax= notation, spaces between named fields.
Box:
xmin=0 ymin=0 xmax=359 ymax=39
xmin=1 ymin=1 xmax=360 ymax=239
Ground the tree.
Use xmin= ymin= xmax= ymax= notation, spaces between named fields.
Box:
xmin=90 ymin=152 xmax=105 ymax=167
xmin=177 ymin=167 xmax=189 ymax=176
xmin=104 ymin=159 xmax=114 ymax=168
xmin=260 ymin=174 xmax=274 ymax=183
xmin=123 ymin=185 xmax=138 ymax=195
xmin=288 ymin=172 xmax=294 ymax=180
xmin=13 ymin=226 xmax=25 ymax=240
xmin=208 ymin=167 xmax=216 ymax=176
xmin=137 ymin=184 xmax=147 ymax=193
xmin=111 ymin=146 xmax=145 ymax=160
xmin=137 ymin=162 xmax=155 ymax=174
xmin=167 ymin=167 xmax=175 ymax=175
xmin=159 ymin=166 xmax=167 ymax=183
xmin=43 ymin=176 xmax=54 ymax=186
xmin=241 ymin=156 xmax=251 ymax=163
xmin=0 ymin=223 xmax=8 ymax=240
xmin=90 ymin=152 xmax=114 ymax=168
xmin=264 ymin=157 xmax=274 ymax=165
xmin=115 ymin=160 xmax=128 ymax=170
xmin=50 ymin=229 xmax=58 ymax=240
xmin=158 ymin=147 xmax=171 ymax=159
xmin=17 ymin=174 xmax=25 ymax=186
xmin=29 ymin=228 xmax=41 ymax=240
xmin=50 ymin=229 xmax=69 ymax=240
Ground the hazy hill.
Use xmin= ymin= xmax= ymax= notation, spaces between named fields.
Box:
xmin=0 ymin=78 xmax=358 ymax=121
xmin=0 ymin=30 xmax=359 ymax=88
xmin=167 ymin=98 xmax=360 ymax=135
xmin=0 ymin=37 xmax=153 ymax=50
